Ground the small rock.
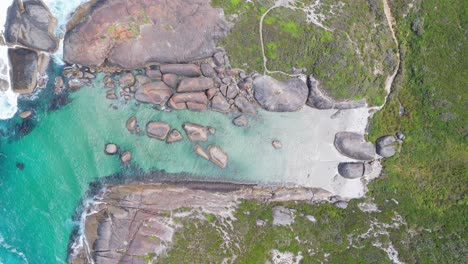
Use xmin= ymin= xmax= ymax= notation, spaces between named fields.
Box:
xmin=358 ymin=202 xmax=380 ymax=213
xmin=376 ymin=135 xmax=397 ymax=158
xmin=226 ymin=84 xmax=239 ymax=99
xmin=120 ymin=151 xmax=132 ymax=164
xmin=396 ymin=132 xmax=405 ymax=141
xmin=208 ymin=127 xmax=216 ymax=135
xmin=234 ymin=96 xmax=256 ymax=115
xmin=206 ymin=88 xmax=218 ymax=100
xmin=183 ymin=123 xmax=208 ymax=142
xmin=256 ymin=219 xmax=266 ymax=227
xmin=104 ymin=143 xmax=118 ymax=155
xmin=68 ymin=78 xmax=82 ymax=91
xmin=119 ymin=73 xmax=135 ymax=88
xmin=214 ymin=66 xmax=225 ymax=74
xmin=16 ymin=162 xmax=24 ymax=170
xmin=200 ymin=63 xmax=216 ymax=77
xmin=305 ymin=215 xmax=317 ymax=223
xmin=162 ymin=74 xmax=179 ymax=88
xmin=145 ymin=65 xmax=162 ymax=79
xmin=213 ymin=51 xmax=225 ymax=66
xmin=19 ymin=111 xmax=32 ymax=119
xmin=334 ymin=201 xmax=348 ymax=209
xmin=208 ymin=145 xmax=228 ymax=168
xmin=146 ymin=121 xmax=170 ymax=140
xmin=194 ymin=144 xmax=210 ymax=160
xmin=233 ymin=115 xmax=248 ymax=127
xmin=166 ymin=129 xmax=183 ymax=143
xmin=211 ymin=94 xmax=230 ymax=113
xmin=126 ymin=116 xmax=137 ymax=132
xmin=272 ymin=140 xmax=282 ymax=149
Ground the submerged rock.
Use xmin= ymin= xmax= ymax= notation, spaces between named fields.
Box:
xmin=183 ymin=123 xmax=208 ymax=142
xmin=334 ymin=132 xmax=376 ymax=160
xmin=272 ymin=140 xmax=283 ymax=149
xmin=146 ymin=121 xmax=170 ymax=140
xmin=5 ymin=0 xmax=59 ymax=52
xmin=253 ymin=75 xmax=308 ymax=112
xmin=64 ymin=0 xmax=230 ymax=68
xmin=208 ymin=145 xmax=228 ymax=168
xmin=376 ymin=135 xmax=397 ymax=157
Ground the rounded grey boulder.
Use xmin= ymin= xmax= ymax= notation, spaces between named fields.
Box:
xmin=338 ymin=162 xmax=364 ymax=179
xmin=253 ymin=76 xmax=308 ymax=112
xmin=376 ymin=135 xmax=397 ymax=157
xmin=334 ymin=132 xmax=376 ymax=160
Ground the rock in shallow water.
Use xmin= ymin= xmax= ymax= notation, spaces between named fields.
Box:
xmin=126 ymin=116 xmax=137 ymax=132
xmin=253 ymin=75 xmax=308 ymax=112
xmin=146 ymin=121 xmax=170 ymax=140
xmin=194 ymin=144 xmax=209 ymax=160
xmin=105 ymin=143 xmax=118 ymax=155
xmin=334 ymin=132 xmax=376 ymax=160
xmin=8 ymin=48 xmax=38 ymax=94
xmin=135 ymin=82 xmax=172 ymax=105
xmin=208 ymin=145 xmax=228 ymax=168
xmin=183 ymin=123 xmax=208 ymax=142
xmin=120 ymin=151 xmax=132 ymax=163
xmin=233 ymin=115 xmax=249 ymax=127
xmin=166 ymin=129 xmax=183 ymax=143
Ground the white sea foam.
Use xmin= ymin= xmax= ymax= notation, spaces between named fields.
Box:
xmin=0 ymin=233 xmax=29 ymax=264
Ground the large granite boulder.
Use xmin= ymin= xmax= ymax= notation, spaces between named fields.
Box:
xmin=376 ymin=135 xmax=397 ymax=157
xmin=334 ymin=132 xmax=376 ymax=160
xmin=8 ymin=48 xmax=38 ymax=94
xmin=160 ymin=64 xmax=201 ymax=77
xmin=177 ymin=77 xmax=214 ymax=92
xmin=135 ymin=82 xmax=172 ymax=105
xmin=5 ymin=0 xmax=59 ymax=52
xmin=337 ymin=162 xmax=373 ymax=179
xmin=253 ymin=75 xmax=308 ymax=112
xmin=64 ymin=0 xmax=231 ymax=68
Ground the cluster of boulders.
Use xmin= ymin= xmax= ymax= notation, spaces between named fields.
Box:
xmin=3 ymin=0 xmax=58 ymax=94
xmin=104 ymin=143 xmax=132 ymax=164
xmin=334 ymin=131 xmax=404 ymax=179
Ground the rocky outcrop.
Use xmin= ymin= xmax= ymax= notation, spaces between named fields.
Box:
xmin=183 ymin=123 xmax=208 ymax=142
xmin=64 ymin=0 xmax=231 ymax=68
xmin=4 ymin=0 xmax=59 ymax=52
xmin=146 ymin=121 xmax=170 ymax=140
xmin=135 ymin=81 xmax=172 ymax=105
xmin=69 ymin=183 xmax=334 ymax=263
xmin=8 ymin=48 xmax=38 ymax=94
xmin=306 ymin=75 xmax=366 ymax=109
xmin=253 ymin=75 xmax=308 ymax=112
xmin=376 ymin=135 xmax=397 ymax=157
xmin=272 ymin=206 xmax=296 ymax=226
xmin=334 ymin=132 xmax=376 ymax=160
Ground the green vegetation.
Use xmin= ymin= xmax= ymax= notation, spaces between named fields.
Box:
xmin=212 ymin=0 xmax=396 ymax=105
xmin=158 ymin=1 xmax=466 ymax=262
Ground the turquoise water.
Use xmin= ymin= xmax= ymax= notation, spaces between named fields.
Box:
xmin=0 ymin=71 xmax=312 ymax=263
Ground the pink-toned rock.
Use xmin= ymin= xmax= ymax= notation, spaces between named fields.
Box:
xmin=187 ymin=102 xmax=207 ymax=111
xmin=166 ymin=129 xmax=183 ymax=143
xmin=120 ymin=151 xmax=132 ymax=163
xmin=64 ymin=0 xmax=230 ymax=68
xmin=19 ymin=111 xmax=32 ymax=119
xmin=160 ymin=64 xmax=201 ymax=77
xmin=146 ymin=121 xmax=170 ymax=140
xmin=126 ymin=116 xmax=137 ymax=132
xmin=162 ymin=74 xmax=179 ymax=88
xmin=104 ymin=143 xmax=118 ymax=155
xmin=183 ymin=123 xmax=208 ymax=142
xmin=177 ymin=77 xmax=214 ymax=92
xmin=119 ymin=72 xmax=135 ymax=88
xmin=206 ymin=88 xmax=218 ymax=99
xmin=208 ymin=145 xmax=228 ymax=168
xmin=194 ymin=144 xmax=209 ymax=160
xmin=211 ymin=94 xmax=230 ymax=113
xmin=145 ymin=66 xmax=162 ymax=79
xmin=135 ymin=82 xmax=172 ymax=105
xmin=168 ymin=92 xmax=208 ymax=111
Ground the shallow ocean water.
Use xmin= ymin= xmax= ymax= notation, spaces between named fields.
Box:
xmin=0 ymin=70 xmax=372 ymax=263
